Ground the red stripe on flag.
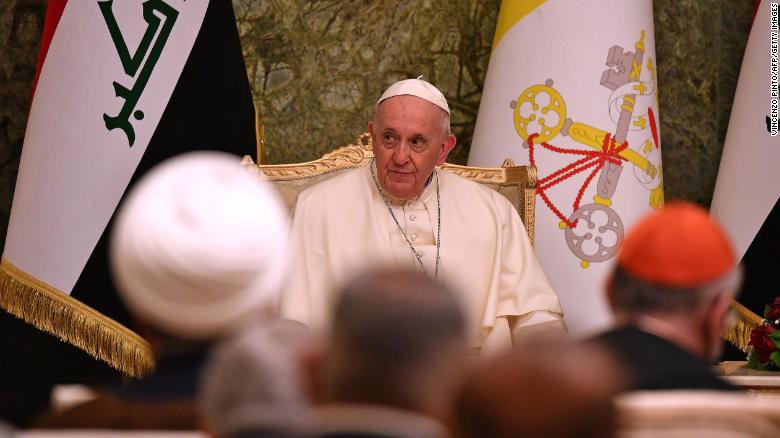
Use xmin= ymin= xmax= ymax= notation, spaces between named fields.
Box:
xmin=31 ymin=0 xmax=68 ymax=98
xmin=751 ymin=0 xmax=762 ymax=25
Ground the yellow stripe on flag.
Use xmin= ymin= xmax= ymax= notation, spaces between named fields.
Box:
xmin=492 ymin=0 xmax=548 ymax=51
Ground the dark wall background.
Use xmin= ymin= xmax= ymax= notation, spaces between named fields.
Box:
xmin=0 ymin=0 xmax=44 ymax=253
xmin=655 ymin=0 xmax=755 ymax=205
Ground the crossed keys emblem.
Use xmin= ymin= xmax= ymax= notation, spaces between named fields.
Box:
xmin=510 ymin=31 xmax=664 ymax=268
xmin=99 ymin=0 xmax=179 ymax=146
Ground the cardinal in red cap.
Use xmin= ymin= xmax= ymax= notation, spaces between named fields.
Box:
xmin=590 ymin=201 xmax=741 ymax=391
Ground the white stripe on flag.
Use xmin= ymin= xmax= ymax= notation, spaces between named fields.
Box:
xmin=711 ymin=0 xmax=780 ymax=261
xmin=4 ymin=0 xmax=209 ymax=294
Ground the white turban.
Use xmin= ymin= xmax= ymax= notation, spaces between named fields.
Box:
xmin=377 ymin=78 xmax=450 ymax=114
xmin=111 ymin=152 xmax=289 ymax=340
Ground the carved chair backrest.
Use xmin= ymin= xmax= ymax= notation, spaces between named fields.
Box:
xmin=241 ymin=133 xmax=538 ymax=244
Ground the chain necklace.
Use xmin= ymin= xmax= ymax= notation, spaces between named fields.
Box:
xmin=370 ymin=159 xmax=441 ymax=279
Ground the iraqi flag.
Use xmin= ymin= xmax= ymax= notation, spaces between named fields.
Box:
xmin=711 ymin=0 xmax=780 ymax=351
xmin=0 ymin=0 xmax=257 ymax=378
xmin=469 ymin=0 xmax=663 ymax=336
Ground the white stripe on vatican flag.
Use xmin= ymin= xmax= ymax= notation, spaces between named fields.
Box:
xmin=710 ymin=0 xmax=780 ymax=261
xmin=3 ymin=0 xmax=209 ymax=294
xmin=470 ymin=0 xmax=662 ymax=336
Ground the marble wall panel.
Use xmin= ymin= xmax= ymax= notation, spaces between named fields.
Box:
xmin=0 ymin=0 xmax=44 ymax=252
xmin=234 ymin=0 xmax=500 ymax=165
xmin=653 ymin=0 xmax=753 ymax=204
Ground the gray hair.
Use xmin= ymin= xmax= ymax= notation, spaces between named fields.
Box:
xmin=610 ymin=265 xmax=742 ymax=316
xmin=199 ymin=320 xmax=310 ymax=438
xmin=323 ymin=268 xmax=467 ymax=410
xmin=0 ymin=420 xmax=14 ymax=438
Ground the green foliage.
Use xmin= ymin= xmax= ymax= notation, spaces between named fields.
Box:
xmin=747 ymin=350 xmax=760 ymax=369
xmin=771 ymin=351 xmax=780 ymax=369
xmin=769 ymin=328 xmax=780 ymax=350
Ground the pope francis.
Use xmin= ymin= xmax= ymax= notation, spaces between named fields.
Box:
xmin=281 ymin=79 xmax=565 ymax=351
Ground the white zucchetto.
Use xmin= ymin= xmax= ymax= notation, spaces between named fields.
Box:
xmin=377 ymin=78 xmax=450 ymax=114
xmin=111 ymin=152 xmax=289 ymax=340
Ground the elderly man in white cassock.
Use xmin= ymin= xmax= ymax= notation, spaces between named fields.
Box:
xmin=281 ymin=79 xmax=565 ymax=352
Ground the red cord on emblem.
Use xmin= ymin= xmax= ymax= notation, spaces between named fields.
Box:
xmin=527 ymin=133 xmax=628 ymax=228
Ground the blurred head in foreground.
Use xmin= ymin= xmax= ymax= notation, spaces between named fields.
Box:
xmin=607 ymin=201 xmax=741 ymax=361
xmin=200 ymin=320 xmax=311 ymax=438
xmin=456 ymin=345 xmax=625 ymax=438
xmin=308 ymin=268 xmax=468 ymax=425
xmin=111 ymin=151 xmax=289 ymax=346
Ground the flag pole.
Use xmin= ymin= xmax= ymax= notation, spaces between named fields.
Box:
xmin=255 ymin=101 xmax=266 ymax=165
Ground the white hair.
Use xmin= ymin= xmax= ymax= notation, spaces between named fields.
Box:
xmin=611 ymin=265 xmax=742 ymax=315
xmin=373 ymin=98 xmax=452 ymax=138
xmin=199 ymin=320 xmax=311 ymax=437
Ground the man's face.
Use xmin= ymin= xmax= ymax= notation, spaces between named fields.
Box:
xmin=369 ymin=95 xmax=456 ymax=200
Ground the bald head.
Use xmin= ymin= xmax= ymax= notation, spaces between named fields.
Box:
xmin=457 ymin=345 xmax=625 ymax=438
xmin=314 ymin=268 xmax=467 ymax=417
xmin=331 ymin=268 xmax=466 ymax=364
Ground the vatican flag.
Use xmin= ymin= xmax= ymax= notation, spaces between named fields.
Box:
xmin=711 ymin=0 xmax=780 ymax=350
xmin=470 ymin=0 xmax=663 ymax=336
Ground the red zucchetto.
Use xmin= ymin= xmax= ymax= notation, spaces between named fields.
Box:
xmin=618 ymin=201 xmax=736 ymax=287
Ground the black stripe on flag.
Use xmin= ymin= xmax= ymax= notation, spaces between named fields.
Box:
xmin=723 ymin=197 xmax=780 ymax=360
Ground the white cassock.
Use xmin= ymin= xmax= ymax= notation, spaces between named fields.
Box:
xmin=281 ymin=163 xmax=564 ymax=351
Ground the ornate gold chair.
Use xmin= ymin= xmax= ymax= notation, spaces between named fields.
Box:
xmin=241 ymin=133 xmax=538 ymax=244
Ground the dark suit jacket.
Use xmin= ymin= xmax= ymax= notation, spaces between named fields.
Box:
xmin=34 ymin=349 xmax=208 ymax=430
xmin=591 ymin=326 xmax=735 ymax=391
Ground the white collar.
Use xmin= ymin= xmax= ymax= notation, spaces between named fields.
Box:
xmin=368 ymin=162 xmax=438 ymax=206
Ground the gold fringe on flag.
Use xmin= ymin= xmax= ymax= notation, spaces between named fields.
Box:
xmin=722 ymin=300 xmax=764 ymax=353
xmin=0 ymin=258 xmax=154 ymax=378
